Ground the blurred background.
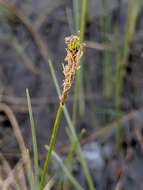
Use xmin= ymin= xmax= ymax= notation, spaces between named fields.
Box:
xmin=0 ymin=0 xmax=143 ymax=189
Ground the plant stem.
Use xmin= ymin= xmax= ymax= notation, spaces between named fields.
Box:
xmin=48 ymin=60 xmax=96 ymax=190
xmin=26 ymin=89 xmax=39 ymax=190
xmin=39 ymin=105 xmax=63 ymax=190
xmin=72 ymin=0 xmax=87 ymax=126
xmin=78 ymin=0 xmax=87 ymax=117
xmin=80 ymin=0 xmax=87 ymax=42
xmin=100 ymin=1 xmax=112 ymax=99
xmin=73 ymin=0 xmax=80 ymax=32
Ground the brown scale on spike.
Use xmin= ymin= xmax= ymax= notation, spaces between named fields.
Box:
xmin=60 ymin=34 xmax=85 ymax=106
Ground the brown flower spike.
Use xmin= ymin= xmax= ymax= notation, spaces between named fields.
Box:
xmin=60 ymin=34 xmax=84 ymax=106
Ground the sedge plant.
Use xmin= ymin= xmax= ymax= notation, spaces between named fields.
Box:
xmin=26 ymin=87 xmax=84 ymax=190
xmin=48 ymin=60 xmax=96 ymax=190
xmin=39 ymin=34 xmax=85 ymax=190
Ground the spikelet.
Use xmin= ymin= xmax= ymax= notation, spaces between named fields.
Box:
xmin=60 ymin=34 xmax=84 ymax=106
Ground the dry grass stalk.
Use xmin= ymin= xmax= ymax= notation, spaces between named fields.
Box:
xmin=0 ymin=157 xmax=27 ymax=190
xmin=60 ymin=34 xmax=84 ymax=106
xmin=0 ymin=103 xmax=33 ymax=188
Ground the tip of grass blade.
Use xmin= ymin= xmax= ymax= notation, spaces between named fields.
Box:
xmin=26 ymin=88 xmax=39 ymax=190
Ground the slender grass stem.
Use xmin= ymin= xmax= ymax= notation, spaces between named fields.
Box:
xmin=72 ymin=0 xmax=80 ymax=127
xmin=73 ymin=0 xmax=80 ymax=32
xmin=39 ymin=105 xmax=63 ymax=190
xmin=26 ymin=89 xmax=39 ymax=190
xmin=80 ymin=0 xmax=87 ymax=42
xmin=72 ymin=0 xmax=87 ymax=126
xmin=78 ymin=0 xmax=87 ymax=117
xmin=100 ymin=1 xmax=112 ymax=99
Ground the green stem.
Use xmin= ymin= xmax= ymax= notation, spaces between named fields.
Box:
xmin=78 ymin=0 xmax=87 ymax=118
xmin=39 ymin=105 xmax=63 ymax=190
xmin=72 ymin=0 xmax=87 ymax=125
xmin=73 ymin=0 xmax=80 ymax=31
xmin=26 ymin=89 xmax=39 ymax=190
xmin=80 ymin=0 xmax=87 ymax=42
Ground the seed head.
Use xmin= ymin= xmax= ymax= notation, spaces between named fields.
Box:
xmin=60 ymin=34 xmax=84 ymax=106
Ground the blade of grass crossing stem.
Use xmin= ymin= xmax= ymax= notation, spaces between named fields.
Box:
xmin=45 ymin=146 xmax=84 ymax=190
xmin=43 ymin=176 xmax=55 ymax=190
xmin=48 ymin=59 xmax=81 ymax=128
xmin=48 ymin=60 xmax=96 ymax=190
xmin=26 ymin=88 xmax=39 ymax=190
xmin=64 ymin=128 xmax=86 ymax=173
xmin=39 ymin=105 xmax=63 ymax=190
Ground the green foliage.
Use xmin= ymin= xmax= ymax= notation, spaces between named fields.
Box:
xmin=26 ymin=89 xmax=39 ymax=190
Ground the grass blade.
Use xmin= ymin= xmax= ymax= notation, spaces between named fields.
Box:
xmin=45 ymin=146 xmax=84 ymax=190
xmin=115 ymin=0 xmax=142 ymax=153
xmin=72 ymin=0 xmax=87 ymax=126
xmin=26 ymin=88 xmax=39 ymax=189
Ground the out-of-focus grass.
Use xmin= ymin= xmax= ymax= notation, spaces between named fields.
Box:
xmin=45 ymin=145 xmax=84 ymax=190
xmin=0 ymin=3 xmax=11 ymax=18
xmin=101 ymin=0 xmax=112 ymax=99
xmin=26 ymin=89 xmax=39 ymax=190
xmin=72 ymin=0 xmax=80 ymax=32
xmin=114 ymin=0 xmax=142 ymax=153
xmin=98 ymin=0 xmax=142 ymax=154
xmin=72 ymin=0 xmax=87 ymax=128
